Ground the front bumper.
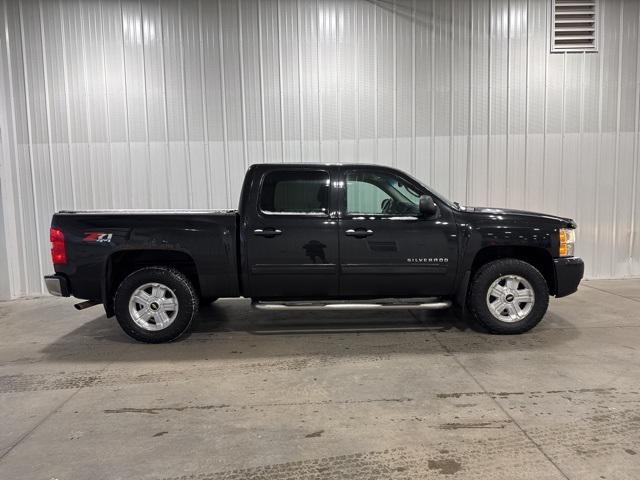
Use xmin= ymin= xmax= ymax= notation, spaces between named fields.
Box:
xmin=553 ymin=257 xmax=584 ymax=297
xmin=44 ymin=274 xmax=70 ymax=297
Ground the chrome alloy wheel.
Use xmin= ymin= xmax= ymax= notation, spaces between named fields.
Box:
xmin=485 ymin=275 xmax=535 ymax=323
xmin=128 ymin=282 xmax=179 ymax=331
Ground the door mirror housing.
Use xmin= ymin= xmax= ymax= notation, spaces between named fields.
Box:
xmin=419 ymin=195 xmax=438 ymax=217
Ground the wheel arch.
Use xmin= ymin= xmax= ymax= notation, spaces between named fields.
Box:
xmin=468 ymin=246 xmax=556 ymax=295
xmin=103 ymin=249 xmax=200 ymax=317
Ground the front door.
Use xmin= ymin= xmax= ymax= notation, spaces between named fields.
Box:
xmin=245 ymin=167 xmax=339 ymax=299
xmin=338 ymin=167 xmax=458 ymax=297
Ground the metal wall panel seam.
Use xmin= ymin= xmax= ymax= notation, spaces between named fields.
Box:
xmin=523 ymin=0 xmax=529 ymax=209
xmin=373 ymin=0 xmax=377 ymax=164
xmin=0 ymin=0 xmax=13 ymax=298
xmin=448 ymin=0 xmax=454 ymax=197
xmin=178 ymin=0 xmax=195 ymax=207
xmin=216 ymin=0 xmax=231 ymax=205
xmin=198 ymin=0 xmax=213 ymax=207
xmin=237 ymin=0 xmax=248 ymax=173
xmin=542 ymin=0 xmax=548 ymax=209
xmin=118 ymin=0 xmax=134 ymax=207
xmin=257 ymin=0 xmax=267 ymax=164
xmin=0 ymin=0 xmax=23 ymax=295
xmin=354 ymin=0 xmax=360 ymax=162
xmin=38 ymin=0 xmax=57 ymax=211
xmin=576 ymin=51 xmax=585 ymax=243
xmin=559 ymin=52 xmax=566 ymax=210
xmin=98 ymin=0 xmax=115 ymax=208
xmin=486 ymin=0 xmax=491 ymax=205
xmin=465 ymin=0 xmax=474 ymax=204
xmin=338 ymin=1 xmax=343 ymax=161
xmin=59 ymin=1 xmax=76 ymax=209
xmin=505 ymin=0 xmax=511 ymax=205
xmin=333 ymin=1 xmax=340 ymax=152
xmin=629 ymin=0 xmax=640 ymax=275
xmin=316 ymin=0 xmax=323 ymax=161
xmin=296 ymin=0 xmax=304 ymax=161
xmin=392 ymin=0 xmax=396 ymax=168
xmin=17 ymin=1 xmax=45 ymax=292
xmin=430 ymin=0 xmax=434 ymax=182
xmin=611 ymin=0 xmax=624 ymax=276
xmin=276 ymin=0 xmax=285 ymax=162
xmin=139 ymin=0 xmax=152 ymax=209
xmin=80 ymin=0 xmax=97 ymax=208
xmin=157 ymin=0 xmax=173 ymax=207
xmin=410 ymin=0 xmax=415 ymax=174
xmin=593 ymin=0 xmax=606 ymax=276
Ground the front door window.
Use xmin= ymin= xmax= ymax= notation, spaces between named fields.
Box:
xmin=346 ymin=171 xmax=421 ymax=216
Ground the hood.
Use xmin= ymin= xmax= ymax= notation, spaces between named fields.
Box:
xmin=462 ymin=206 xmax=577 ymax=228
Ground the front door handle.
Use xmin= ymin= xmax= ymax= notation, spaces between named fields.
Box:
xmin=345 ymin=228 xmax=374 ymax=238
xmin=253 ymin=228 xmax=282 ymax=237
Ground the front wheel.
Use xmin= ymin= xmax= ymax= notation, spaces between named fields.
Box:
xmin=114 ymin=267 xmax=199 ymax=343
xmin=468 ymin=259 xmax=549 ymax=334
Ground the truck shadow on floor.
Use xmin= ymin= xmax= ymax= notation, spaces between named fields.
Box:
xmin=193 ymin=301 xmax=476 ymax=335
xmin=38 ymin=300 xmax=580 ymax=363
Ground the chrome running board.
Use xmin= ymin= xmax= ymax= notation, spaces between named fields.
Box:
xmin=252 ymin=298 xmax=452 ymax=311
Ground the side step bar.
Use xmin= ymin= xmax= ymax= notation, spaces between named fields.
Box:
xmin=253 ymin=298 xmax=452 ymax=311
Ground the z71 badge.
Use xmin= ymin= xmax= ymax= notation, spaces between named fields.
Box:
xmin=83 ymin=232 xmax=113 ymax=243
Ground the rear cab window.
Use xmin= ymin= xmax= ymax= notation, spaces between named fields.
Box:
xmin=259 ymin=170 xmax=330 ymax=216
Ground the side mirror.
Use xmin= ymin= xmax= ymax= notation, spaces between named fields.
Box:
xmin=419 ymin=195 xmax=438 ymax=217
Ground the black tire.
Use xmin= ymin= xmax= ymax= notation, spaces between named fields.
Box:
xmin=200 ymin=297 xmax=219 ymax=306
xmin=114 ymin=266 xmax=199 ymax=343
xmin=468 ymin=259 xmax=549 ymax=334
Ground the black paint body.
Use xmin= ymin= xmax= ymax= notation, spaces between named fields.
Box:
xmin=48 ymin=164 xmax=584 ymax=315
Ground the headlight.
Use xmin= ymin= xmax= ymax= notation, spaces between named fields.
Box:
xmin=559 ymin=228 xmax=576 ymax=257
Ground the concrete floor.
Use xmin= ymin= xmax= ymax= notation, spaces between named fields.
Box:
xmin=0 ymin=280 xmax=639 ymax=479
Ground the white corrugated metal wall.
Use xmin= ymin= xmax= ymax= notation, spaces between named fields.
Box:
xmin=0 ymin=0 xmax=639 ymax=298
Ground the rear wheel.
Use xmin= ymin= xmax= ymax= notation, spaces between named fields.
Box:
xmin=468 ymin=259 xmax=549 ymax=334
xmin=114 ymin=267 xmax=199 ymax=343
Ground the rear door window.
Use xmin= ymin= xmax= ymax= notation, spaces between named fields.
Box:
xmin=259 ymin=170 xmax=330 ymax=215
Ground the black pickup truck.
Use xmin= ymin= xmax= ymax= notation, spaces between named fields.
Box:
xmin=45 ymin=163 xmax=583 ymax=342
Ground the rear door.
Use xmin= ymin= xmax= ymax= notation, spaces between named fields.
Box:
xmin=244 ymin=167 xmax=339 ymax=299
xmin=338 ymin=166 xmax=458 ymax=297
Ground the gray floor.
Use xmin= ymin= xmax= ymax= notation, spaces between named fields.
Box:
xmin=0 ymin=279 xmax=639 ymax=479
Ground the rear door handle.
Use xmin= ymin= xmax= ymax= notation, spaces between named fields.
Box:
xmin=345 ymin=228 xmax=374 ymax=238
xmin=253 ymin=228 xmax=282 ymax=237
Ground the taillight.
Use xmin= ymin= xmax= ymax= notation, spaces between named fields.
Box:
xmin=50 ymin=227 xmax=67 ymax=265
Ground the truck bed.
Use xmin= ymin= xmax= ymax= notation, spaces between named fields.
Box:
xmin=50 ymin=209 xmax=241 ymax=304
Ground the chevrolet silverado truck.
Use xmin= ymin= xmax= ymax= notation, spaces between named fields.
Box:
xmin=45 ymin=163 xmax=584 ymax=342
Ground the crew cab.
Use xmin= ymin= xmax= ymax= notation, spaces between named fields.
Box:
xmin=45 ymin=163 xmax=584 ymax=342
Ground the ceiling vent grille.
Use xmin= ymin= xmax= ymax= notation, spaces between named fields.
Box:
xmin=551 ymin=0 xmax=598 ymax=52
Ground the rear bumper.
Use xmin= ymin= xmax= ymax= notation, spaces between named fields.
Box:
xmin=553 ymin=257 xmax=584 ymax=298
xmin=44 ymin=274 xmax=70 ymax=297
